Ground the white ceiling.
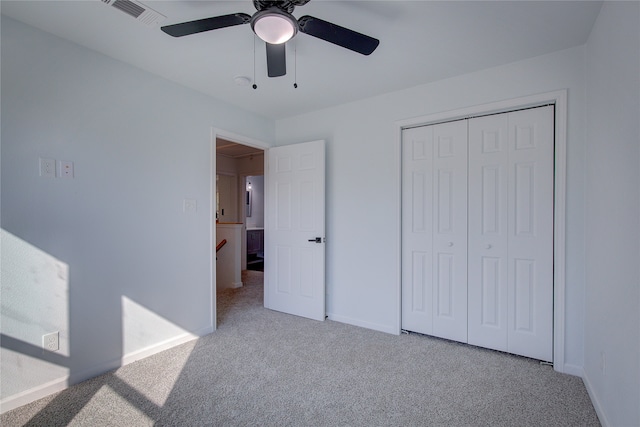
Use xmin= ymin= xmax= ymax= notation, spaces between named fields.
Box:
xmin=1 ymin=1 xmax=602 ymax=120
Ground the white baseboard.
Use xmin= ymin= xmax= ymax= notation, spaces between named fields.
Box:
xmin=119 ymin=326 xmax=212 ymax=367
xmin=218 ymin=282 xmax=243 ymax=290
xmin=0 ymin=325 xmax=213 ymax=415
xmin=1 ymin=376 xmax=70 ymax=414
xmin=582 ymin=369 xmax=610 ymax=427
xmin=327 ymin=312 xmax=397 ymax=335
xmin=561 ymin=362 xmax=583 ymax=377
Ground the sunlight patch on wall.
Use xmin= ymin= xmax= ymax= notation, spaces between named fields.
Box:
xmin=0 ymin=229 xmax=70 ymax=402
xmin=120 ymin=296 xmax=196 ymax=406
xmin=121 ymin=296 xmax=192 ymax=356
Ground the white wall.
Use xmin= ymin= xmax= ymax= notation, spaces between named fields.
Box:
xmin=239 ymin=156 xmax=265 ymax=229
xmin=216 ymin=154 xmax=238 ymax=176
xmin=237 ymin=153 xmax=265 ymax=177
xmin=1 ymin=230 xmax=70 ymax=403
xmin=583 ymin=2 xmax=640 ymax=426
xmin=216 ymin=153 xmax=264 ymax=227
xmin=276 ymin=46 xmax=588 ymax=370
xmin=217 ymin=151 xmax=264 ymax=177
xmin=246 ymin=176 xmax=264 ymax=230
xmin=0 ymin=16 xmax=274 ymax=411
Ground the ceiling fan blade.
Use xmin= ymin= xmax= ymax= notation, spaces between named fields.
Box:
xmin=161 ymin=13 xmax=251 ymax=37
xmin=266 ymin=43 xmax=286 ymax=77
xmin=298 ymin=15 xmax=379 ymax=55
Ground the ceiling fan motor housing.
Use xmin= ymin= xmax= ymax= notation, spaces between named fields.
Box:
xmin=253 ymin=0 xmax=310 ymax=14
xmin=251 ymin=7 xmax=299 ymax=44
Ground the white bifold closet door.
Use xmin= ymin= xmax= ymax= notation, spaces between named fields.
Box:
xmin=467 ymin=106 xmax=554 ymax=362
xmin=401 ymin=120 xmax=468 ymax=343
xmin=402 ymin=105 xmax=553 ymax=362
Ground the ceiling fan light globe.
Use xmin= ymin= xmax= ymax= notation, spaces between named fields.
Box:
xmin=252 ymin=12 xmax=297 ymax=44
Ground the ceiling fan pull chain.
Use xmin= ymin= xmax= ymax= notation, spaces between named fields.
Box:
xmin=293 ymin=39 xmax=298 ymax=89
xmin=252 ymin=35 xmax=258 ymax=89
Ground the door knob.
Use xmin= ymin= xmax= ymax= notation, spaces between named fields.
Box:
xmin=448 ymin=242 xmax=454 ymax=247
xmin=485 ymin=244 xmax=492 ymax=249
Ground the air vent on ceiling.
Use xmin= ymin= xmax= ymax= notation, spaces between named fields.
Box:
xmin=101 ymin=0 xmax=166 ymax=27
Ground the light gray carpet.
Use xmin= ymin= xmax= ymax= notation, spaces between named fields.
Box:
xmin=2 ymin=270 xmax=599 ymax=426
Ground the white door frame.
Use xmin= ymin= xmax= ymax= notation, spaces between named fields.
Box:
xmin=210 ymin=128 xmax=270 ymax=330
xmin=395 ymin=90 xmax=568 ymax=373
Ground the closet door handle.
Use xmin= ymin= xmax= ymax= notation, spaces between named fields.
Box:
xmin=485 ymin=244 xmax=492 ymax=249
xmin=448 ymin=242 xmax=454 ymax=247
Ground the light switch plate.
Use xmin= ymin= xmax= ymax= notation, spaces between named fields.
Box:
xmin=39 ymin=158 xmax=56 ymax=178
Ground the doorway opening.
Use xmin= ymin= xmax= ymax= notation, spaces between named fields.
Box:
xmin=245 ymin=175 xmax=264 ymax=272
xmin=213 ymin=133 xmax=267 ymax=328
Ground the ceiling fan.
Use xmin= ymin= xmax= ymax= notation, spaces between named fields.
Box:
xmin=160 ymin=0 xmax=380 ymax=78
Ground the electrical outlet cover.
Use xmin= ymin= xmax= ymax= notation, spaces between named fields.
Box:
xmin=184 ymin=198 xmax=197 ymax=213
xmin=43 ymin=331 xmax=59 ymax=352
xmin=59 ymin=160 xmax=74 ymax=178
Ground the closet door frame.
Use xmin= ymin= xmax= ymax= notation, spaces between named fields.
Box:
xmin=395 ymin=90 xmax=568 ymax=374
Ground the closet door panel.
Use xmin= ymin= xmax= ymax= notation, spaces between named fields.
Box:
xmin=468 ymin=106 xmax=554 ymax=361
xmin=402 ymin=120 xmax=468 ymax=342
xmin=431 ymin=121 xmax=468 ymax=342
xmin=507 ymin=106 xmax=554 ymax=362
xmin=401 ymin=127 xmax=434 ymax=335
xmin=468 ymin=114 xmax=509 ymax=351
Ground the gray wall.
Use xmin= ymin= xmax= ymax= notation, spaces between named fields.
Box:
xmin=1 ymin=15 xmax=274 ymax=407
xmin=584 ymin=2 xmax=640 ymax=426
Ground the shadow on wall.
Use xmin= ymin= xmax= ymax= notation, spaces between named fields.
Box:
xmin=0 ymin=229 xmax=196 ymax=416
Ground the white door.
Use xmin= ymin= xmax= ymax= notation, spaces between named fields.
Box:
xmin=265 ymin=140 xmax=326 ymax=321
xmin=402 ymin=126 xmax=435 ymax=335
xmin=402 ymin=120 xmax=468 ymax=342
xmin=506 ymin=106 xmax=554 ymax=362
xmin=467 ymin=113 xmax=510 ymax=352
xmin=468 ymin=106 xmax=554 ymax=362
